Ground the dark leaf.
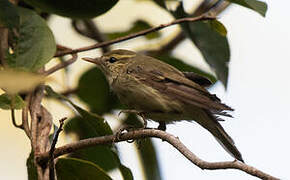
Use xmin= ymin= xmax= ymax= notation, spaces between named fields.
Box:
xmin=106 ymin=20 xmax=161 ymax=40
xmin=111 ymin=149 xmax=134 ymax=180
xmin=64 ymin=116 xmax=134 ymax=176
xmin=136 ymin=139 xmax=162 ymax=180
xmin=56 ymin=158 xmax=113 ymax=180
xmin=172 ymin=3 xmax=230 ymax=87
xmin=156 ymin=55 xmax=217 ymax=84
xmin=64 ymin=117 xmax=118 ymax=171
xmin=0 ymin=0 xmax=19 ymax=28
xmin=227 ymin=0 xmax=267 ymax=17
xmin=45 ymin=85 xmax=113 ymax=136
xmin=119 ymin=164 xmax=134 ymax=180
xmin=26 ymin=151 xmax=38 ymax=180
xmin=138 ymin=0 xmax=177 ymax=9
xmin=0 ymin=93 xmax=25 ymax=109
xmin=123 ymin=114 xmax=160 ymax=180
xmin=7 ymin=7 xmax=56 ymax=72
xmin=77 ymin=67 xmax=122 ymax=115
xmin=152 ymin=0 xmax=166 ymax=9
xmin=23 ymin=0 xmax=118 ymax=19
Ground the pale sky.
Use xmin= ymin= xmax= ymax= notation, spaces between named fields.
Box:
xmin=1 ymin=0 xmax=289 ymax=179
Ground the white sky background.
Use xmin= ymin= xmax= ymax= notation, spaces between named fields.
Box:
xmin=1 ymin=0 xmax=290 ymax=179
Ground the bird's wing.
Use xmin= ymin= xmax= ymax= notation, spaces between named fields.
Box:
xmin=128 ymin=59 xmax=232 ymax=112
xmin=183 ymin=72 xmax=212 ymax=87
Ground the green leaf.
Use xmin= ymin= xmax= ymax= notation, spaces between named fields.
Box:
xmin=110 ymin=149 xmax=134 ymax=180
xmin=45 ymin=85 xmax=113 ymax=136
xmin=227 ymin=0 xmax=267 ymax=17
xmin=106 ymin=20 xmax=161 ymax=40
xmin=56 ymin=158 xmax=113 ymax=180
xmin=0 ymin=93 xmax=25 ymax=109
xmin=136 ymin=139 xmax=162 ymax=180
xmin=47 ymin=86 xmax=133 ymax=178
xmin=7 ymin=7 xmax=56 ymax=72
xmin=172 ymin=3 xmax=230 ymax=87
xmin=209 ymin=20 xmax=227 ymax=36
xmin=119 ymin=164 xmax=134 ymax=180
xmin=26 ymin=151 xmax=38 ymax=180
xmin=23 ymin=0 xmax=118 ymax=19
xmin=156 ymin=55 xmax=217 ymax=84
xmin=65 ymin=116 xmax=134 ymax=177
xmin=77 ymin=67 xmax=121 ymax=115
xmin=64 ymin=117 xmax=118 ymax=171
xmin=0 ymin=0 xmax=19 ymax=28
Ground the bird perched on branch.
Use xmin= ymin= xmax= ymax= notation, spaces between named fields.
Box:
xmin=83 ymin=49 xmax=243 ymax=162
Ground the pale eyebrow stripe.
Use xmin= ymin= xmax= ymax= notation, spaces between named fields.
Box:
xmin=109 ymin=54 xmax=136 ymax=59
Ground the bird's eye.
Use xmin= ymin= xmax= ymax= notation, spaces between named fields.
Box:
xmin=109 ymin=57 xmax=117 ymax=63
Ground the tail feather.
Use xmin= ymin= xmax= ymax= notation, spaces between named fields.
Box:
xmin=196 ymin=111 xmax=244 ymax=162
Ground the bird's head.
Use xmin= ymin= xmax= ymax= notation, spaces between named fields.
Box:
xmin=82 ymin=49 xmax=137 ymax=78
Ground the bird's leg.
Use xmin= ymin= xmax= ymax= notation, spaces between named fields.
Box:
xmin=157 ymin=121 xmax=166 ymax=131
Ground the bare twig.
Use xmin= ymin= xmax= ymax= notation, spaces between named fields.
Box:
xmin=22 ymin=95 xmax=31 ymax=139
xmin=37 ymin=129 xmax=279 ymax=180
xmin=49 ymin=117 xmax=66 ymax=180
xmin=55 ymin=15 xmax=215 ymax=57
xmin=60 ymin=88 xmax=78 ymax=96
xmin=43 ymin=45 xmax=78 ymax=76
xmin=11 ymin=108 xmax=23 ymax=129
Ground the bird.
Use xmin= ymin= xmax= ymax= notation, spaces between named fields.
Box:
xmin=82 ymin=49 xmax=244 ymax=162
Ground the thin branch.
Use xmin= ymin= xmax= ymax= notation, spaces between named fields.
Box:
xmin=22 ymin=94 xmax=31 ymax=139
xmin=60 ymin=88 xmax=78 ymax=96
xmin=49 ymin=117 xmax=66 ymax=180
xmin=37 ymin=129 xmax=279 ymax=180
xmin=43 ymin=45 xmax=78 ymax=76
xmin=11 ymin=108 xmax=23 ymax=129
xmin=55 ymin=15 xmax=215 ymax=57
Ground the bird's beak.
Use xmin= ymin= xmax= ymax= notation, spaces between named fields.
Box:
xmin=82 ymin=57 xmax=101 ymax=66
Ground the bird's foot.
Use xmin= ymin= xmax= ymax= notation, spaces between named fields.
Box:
xmin=114 ymin=125 xmax=136 ymax=143
xmin=157 ymin=121 xmax=166 ymax=131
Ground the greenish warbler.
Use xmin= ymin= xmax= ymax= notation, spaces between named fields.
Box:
xmin=82 ymin=49 xmax=243 ymax=162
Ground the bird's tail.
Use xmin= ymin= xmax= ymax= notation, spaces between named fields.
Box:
xmin=196 ymin=110 xmax=244 ymax=162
